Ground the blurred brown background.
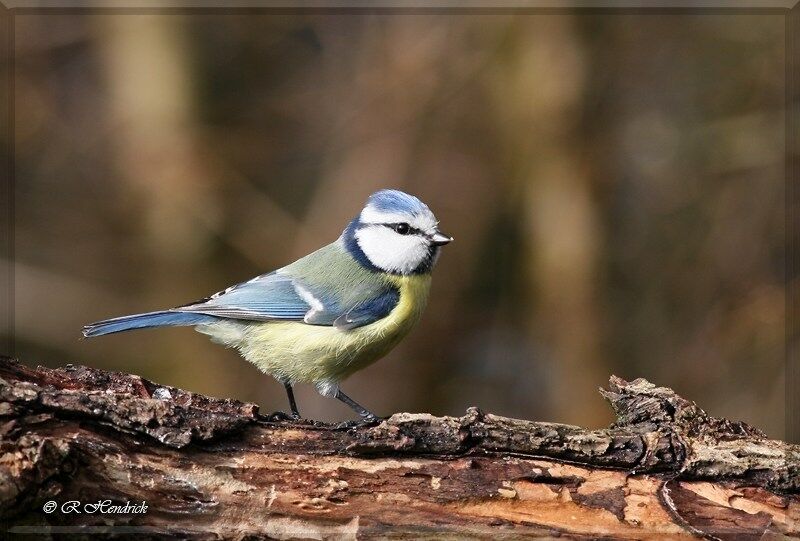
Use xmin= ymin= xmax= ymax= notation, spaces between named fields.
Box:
xmin=7 ymin=12 xmax=787 ymax=436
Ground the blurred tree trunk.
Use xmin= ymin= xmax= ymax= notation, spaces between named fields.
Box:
xmin=2 ymin=357 xmax=797 ymax=539
xmin=96 ymin=14 xmax=217 ymax=261
xmin=92 ymin=15 xmax=230 ymax=391
xmin=490 ymin=17 xmax=608 ymax=427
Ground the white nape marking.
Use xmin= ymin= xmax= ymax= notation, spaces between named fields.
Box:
xmin=355 ymin=225 xmax=429 ymax=274
xmin=315 ymin=380 xmax=339 ymax=398
xmin=294 ymin=282 xmax=324 ymax=323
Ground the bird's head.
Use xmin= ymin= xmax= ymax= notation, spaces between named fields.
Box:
xmin=342 ymin=189 xmax=453 ymax=275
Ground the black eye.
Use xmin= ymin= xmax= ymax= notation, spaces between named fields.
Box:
xmin=394 ymin=223 xmax=411 ymax=235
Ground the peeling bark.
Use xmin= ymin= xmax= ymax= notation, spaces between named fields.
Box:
xmin=0 ymin=356 xmax=797 ymax=539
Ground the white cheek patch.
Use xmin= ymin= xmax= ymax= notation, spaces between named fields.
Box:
xmin=355 ymin=225 xmax=429 ymax=274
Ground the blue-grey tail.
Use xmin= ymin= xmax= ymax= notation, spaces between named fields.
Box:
xmin=82 ymin=310 xmax=219 ymax=337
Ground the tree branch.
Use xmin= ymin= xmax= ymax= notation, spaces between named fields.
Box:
xmin=1 ymin=356 xmax=797 ymax=539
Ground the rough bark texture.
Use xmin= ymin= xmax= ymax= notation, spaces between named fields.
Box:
xmin=0 ymin=356 xmax=797 ymax=540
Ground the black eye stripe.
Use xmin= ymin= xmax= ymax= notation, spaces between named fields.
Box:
xmin=383 ymin=222 xmax=421 ymax=235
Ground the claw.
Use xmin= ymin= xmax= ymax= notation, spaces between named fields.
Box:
xmin=265 ymin=411 xmax=301 ymax=422
xmin=334 ymin=415 xmax=384 ymax=430
xmin=361 ymin=414 xmax=384 ymax=426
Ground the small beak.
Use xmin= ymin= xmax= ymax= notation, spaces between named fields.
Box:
xmin=430 ymin=231 xmax=453 ymax=246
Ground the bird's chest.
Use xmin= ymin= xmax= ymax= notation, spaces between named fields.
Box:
xmin=315 ymin=274 xmax=432 ymax=381
xmin=351 ymin=274 xmax=432 ymax=349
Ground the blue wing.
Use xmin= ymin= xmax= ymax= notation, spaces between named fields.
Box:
xmin=179 ymin=272 xmax=313 ymax=321
xmin=333 ymin=289 xmax=400 ymax=330
xmin=177 ymin=271 xmax=398 ymax=329
xmin=84 ymin=243 xmax=401 ymax=337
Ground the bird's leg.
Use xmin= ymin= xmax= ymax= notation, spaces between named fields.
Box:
xmin=334 ymin=389 xmax=379 ymax=422
xmin=284 ymin=382 xmax=301 ymax=420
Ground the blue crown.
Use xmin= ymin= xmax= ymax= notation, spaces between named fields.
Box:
xmin=366 ymin=189 xmax=428 ymax=216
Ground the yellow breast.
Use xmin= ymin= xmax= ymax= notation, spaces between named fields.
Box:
xmin=233 ymin=274 xmax=432 ymax=384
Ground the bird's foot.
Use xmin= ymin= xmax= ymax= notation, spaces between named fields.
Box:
xmin=264 ymin=410 xmax=303 ymax=423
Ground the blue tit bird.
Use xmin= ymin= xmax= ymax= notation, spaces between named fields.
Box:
xmin=83 ymin=189 xmax=452 ymax=421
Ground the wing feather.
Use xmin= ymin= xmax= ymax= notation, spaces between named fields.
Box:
xmin=177 ymin=270 xmax=398 ymax=329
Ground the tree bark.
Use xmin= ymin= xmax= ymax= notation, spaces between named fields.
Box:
xmin=0 ymin=356 xmax=797 ymax=540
